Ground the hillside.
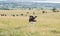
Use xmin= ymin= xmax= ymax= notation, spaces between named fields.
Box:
xmin=0 ymin=1 xmax=60 ymax=10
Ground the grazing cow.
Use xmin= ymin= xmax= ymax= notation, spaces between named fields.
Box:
xmin=29 ymin=15 xmax=37 ymax=24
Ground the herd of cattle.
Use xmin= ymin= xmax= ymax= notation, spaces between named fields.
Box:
xmin=0 ymin=10 xmax=59 ymax=17
xmin=0 ymin=14 xmax=24 ymax=17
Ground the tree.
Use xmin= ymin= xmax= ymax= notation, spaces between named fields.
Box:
xmin=28 ymin=8 xmax=31 ymax=10
xmin=52 ymin=8 xmax=56 ymax=12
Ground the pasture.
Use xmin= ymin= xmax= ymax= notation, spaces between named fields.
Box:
xmin=0 ymin=10 xmax=60 ymax=36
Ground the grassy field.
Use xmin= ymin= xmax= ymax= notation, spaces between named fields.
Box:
xmin=0 ymin=10 xmax=60 ymax=36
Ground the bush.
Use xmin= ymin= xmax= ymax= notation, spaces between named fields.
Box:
xmin=16 ymin=14 xmax=19 ymax=16
xmin=27 ymin=12 xmax=29 ymax=14
xmin=52 ymin=8 xmax=57 ymax=12
xmin=42 ymin=11 xmax=45 ymax=13
xmin=5 ymin=14 xmax=7 ymax=16
xmin=25 ymin=15 xmax=27 ymax=16
xmin=21 ymin=14 xmax=23 ymax=16
xmin=12 ymin=15 xmax=15 ymax=17
xmin=1 ymin=14 xmax=5 ymax=16
xmin=33 ymin=12 xmax=35 ymax=15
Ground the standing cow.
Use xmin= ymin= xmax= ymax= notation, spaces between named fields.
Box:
xmin=29 ymin=15 xmax=37 ymax=32
xmin=29 ymin=15 xmax=37 ymax=24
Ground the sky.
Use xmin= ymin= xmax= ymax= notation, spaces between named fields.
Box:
xmin=0 ymin=0 xmax=60 ymax=3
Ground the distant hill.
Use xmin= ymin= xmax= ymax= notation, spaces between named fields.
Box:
xmin=0 ymin=1 xmax=60 ymax=10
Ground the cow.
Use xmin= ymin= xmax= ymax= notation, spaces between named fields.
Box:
xmin=29 ymin=15 xmax=37 ymax=31
xmin=29 ymin=15 xmax=37 ymax=24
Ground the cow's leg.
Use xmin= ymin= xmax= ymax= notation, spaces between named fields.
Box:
xmin=30 ymin=22 xmax=35 ymax=32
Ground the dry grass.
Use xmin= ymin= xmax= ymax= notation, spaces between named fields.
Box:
xmin=0 ymin=10 xmax=60 ymax=36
